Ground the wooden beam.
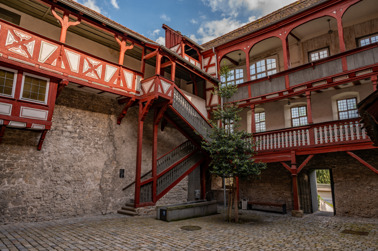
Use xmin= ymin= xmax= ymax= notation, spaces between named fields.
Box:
xmin=297 ymin=155 xmax=314 ymax=173
xmin=143 ymin=49 xmax=158 ymax=60
xmin=161 ymin=61 xmax=173 ymax=68
xmin=289 ymin=32 xmax=301 ymax=42
xmin=347 ymin=151 xmax=378 ymax=174
xmin=117 ymin=97 xmax=136 ymax=124
xmin=37 ymin=130 xmax=48 ymax=151
xmin=0 ymin=125 xmax=6 ymax=144
xmin=224 ymin=55 xmax=239 ymax=66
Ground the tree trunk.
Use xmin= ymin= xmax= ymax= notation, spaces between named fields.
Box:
xmin=233 ymin=177 xmax=239 ymax=222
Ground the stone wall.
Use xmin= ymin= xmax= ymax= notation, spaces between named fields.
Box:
xmin=0 ymin=87 xmax=186 ymax=223
xmin=302 ymin=149 xmax=378 ymax=218
xmin=238 ymin=163 xmax=293 ymax=210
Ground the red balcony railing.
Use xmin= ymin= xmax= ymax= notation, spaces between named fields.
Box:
xmin=254 ymin=118 xmax=369 ymax=152
xmin=0 ymin=20 xmax=143 ymax=96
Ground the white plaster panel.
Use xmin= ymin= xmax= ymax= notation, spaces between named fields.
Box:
xmin=8 ymin=121 xmax=26 ymax=128
xmin=31 ymin=124 xmax=45 ymax=130
xmin=20 ymin=107 xmax=48 ymax=120
xmin=0 ymin=102 xmax=12 ymax=115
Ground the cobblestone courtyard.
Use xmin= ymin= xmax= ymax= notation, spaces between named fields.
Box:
xmin=1 ymin=210 xmax=377 ymax=250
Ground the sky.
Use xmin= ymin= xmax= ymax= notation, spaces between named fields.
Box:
xmin=74 ymin=0 xmax=297 ymax=45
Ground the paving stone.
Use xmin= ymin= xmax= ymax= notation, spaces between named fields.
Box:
xmin=0 ymin=210 xmax=377 ymax=250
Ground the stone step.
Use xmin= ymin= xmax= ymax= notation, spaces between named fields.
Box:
xmin=121 ymin=206 xmax=137 ymax=212
xmin=125 ymin=202 xmax=135 ymax=207
xmin=117 ymin=209 xmax=138 ymax=216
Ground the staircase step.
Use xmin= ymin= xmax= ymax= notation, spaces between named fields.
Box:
xmin=125 ymin=202 xmax=135 ymax=207
xmin=117 ymin=209 xmax=138 ymax=216
xmin=122 ymin=206 xmax=137 ymax=212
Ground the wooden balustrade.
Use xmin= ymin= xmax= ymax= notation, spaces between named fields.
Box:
xmin=254 ymin=119 xmax=368 ymax=151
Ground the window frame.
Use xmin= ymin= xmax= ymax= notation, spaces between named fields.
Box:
xmin=0 ymin=66 xmax=18 ymax=98
xmin=250 ymin=56 xmax=278 ymax=80
xmin=308 ymin=47 xmax=329 ymax=62
xmin=20 ymin=73 xmax=50 ymax=105
xmin=255 ymin=111 xmax=266 ymax=133
xmin=220 ymin=67 xmax=244 ymax=86
xmin=290 ymin=105 xmax=308 ymax=127
xmin=336 ymin=97 xmax=358 ymax=120
xmin=357 ymin=33 xmax=378 ymax=47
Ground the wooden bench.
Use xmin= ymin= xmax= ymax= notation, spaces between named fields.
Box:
xmin=247 ymin=201 xmax=287 ymax=214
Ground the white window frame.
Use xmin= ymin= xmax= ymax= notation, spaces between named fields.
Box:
xmin=309 ymin=47 xmax=329 ymax=62
xmin=250 ymin=56 xmax=278 ymax=80
xmin=0 ymin=66 xmax=17 ymax=98
xmin=358 ymin=33 xmax=378 ymax=47
xmin=20 ymin=73 xmax=50 ymax=105
xmin=255 ymin=111 xmax=266 ymax=133
xmin=220 ymin=68 xmax=244 ymax=86
xmin=290 ymin=105 xmax=308 ymax=127
xmin=336 ymin=97 xmax=358 ymax=120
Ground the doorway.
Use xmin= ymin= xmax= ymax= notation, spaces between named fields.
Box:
xmin=309 ymin=169 xmax=335 ymax=215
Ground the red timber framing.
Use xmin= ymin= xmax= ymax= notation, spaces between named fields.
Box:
xmin=346 ymin=151 xmax=378 ymax=174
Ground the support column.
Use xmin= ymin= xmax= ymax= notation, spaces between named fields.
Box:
xmin=290 ymin=151 xmax=302 ymax=217
xmin=371 ymin=75 xmax=377 ymax=91
xmin=250 ymin=104 xmax=256 ymax=134
xmin=135 ymin=103 xmax=144 ymax=206
xmin=152 ymin=109 xmax=159 ymax=203
xmin=115 ymin=36 xmax=134 ymax=65
xmin=245 ymin=50 xmax=251 ymax=81
xmin=335 ymin=15 xmax=347 ymax=71
xmin=171 ymin=62 xmax=176 ymax=82
xmin=51 ymin=9 xmax=80 ymax=43
xmin=282 ymin=36 xmax=291 ymax=89
xmin=306 ymin=91 xmax=313 ymax=124
xmin=200 ymin=161 xmax=208 ymax=200
xmin=155 ymin=53 xmax=162 ymax=75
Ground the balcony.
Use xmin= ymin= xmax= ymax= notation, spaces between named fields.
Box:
xmin=254 ymin=118 xmax=371 ymax=153
xmin=225 ymin=43 xmax=378 ymax=105
xmin=0 ymin=19 xmax=143 ymax=97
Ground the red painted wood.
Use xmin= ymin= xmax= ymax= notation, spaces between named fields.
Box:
xmin=152 ymin=109 xmax=158 ymax=203
xmin=134 ymin=102 xmax=144 ymax=206
xmin=156 ymin=157 xmax=204 ymax=201
xmin=292 ymin=174 xmax=300 ymax=211
xmin=0 ymin=125 xmax=6 ymax=144
xmin=115 ymin=36 xmax=134 ymax=65
xmin=37 ymin=129 xmax=48 ymax=151
xmin=347 ymin=151 xmax=378 ymax=174
xmin=51 ymin=9 xmax=80 ymax=43
xmin=117 ymin=97 xmax=136 ymax=125
xmin=297 ymin=155 xmax=314 ymax=174
xmin=306 ymin=91 xmax=313 ymax=124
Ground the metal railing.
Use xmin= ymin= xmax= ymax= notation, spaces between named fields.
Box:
xmin=172 ymin=88 xmax=212 ymax=141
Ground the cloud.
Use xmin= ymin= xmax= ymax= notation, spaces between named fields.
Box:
xmin=110 ymin=0 xmax=119 ymax=9
xmin=201 ymin=0 xmax=297 ymax=17
xmin=156 ymin=36 xmax=165 ymax=45
xmin=151 ymin=29 xmax=161 ymax=37
xmin=160 ymin=14 xmax=171 ymax=22
xmin=197 ymin=17 xmax=247 ymax=44
xmin=190 ymin=19 xmax=198 ymax=24
xmin=76 ymin=0 xmax=102 ymax=13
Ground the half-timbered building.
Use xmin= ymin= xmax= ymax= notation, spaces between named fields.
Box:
xmin=0 ymin=0 xmax=377 ymax=223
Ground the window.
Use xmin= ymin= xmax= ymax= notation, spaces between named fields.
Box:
xmin=20 ymin=74 xmax=49 ymax=104
xmin=220 ymin=68 xmax=244 ymax=85
xmin=0 ymin=7 xmax=21 ymax=25
xmin=255 ymin=112 xmax=266 ymax=132
xmin=309 ymin=48 xmax=329 ymax=62
xmin=250 ymin=57 xmax=277 ymax=80
xmin=0 ymin=67 xmax=17 ymax=97
xmin=291 ymin=106 xmax=308 ymax=127
xmin=358 ymin=33 xmax=378 ymax=47
xmin=337 ymin=98 xmax=358 ymax=120
xmin=224 ymin=119 xmax=234 ymax=134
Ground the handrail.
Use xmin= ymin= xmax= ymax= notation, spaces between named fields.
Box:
xmin=254 ymin=118 xmax=359 ymax=137
xmin=122 ymin=140 xmax=196 ymax=191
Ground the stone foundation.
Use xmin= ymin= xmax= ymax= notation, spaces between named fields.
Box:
xmin=0 ymin=87 xmax=186 ymax=223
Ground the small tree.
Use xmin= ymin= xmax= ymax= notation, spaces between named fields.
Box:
xmin=202 ymin=66 xmax=266 ymax=222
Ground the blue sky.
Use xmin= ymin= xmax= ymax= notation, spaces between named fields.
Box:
xmin=74 ymin=0 xmax=297 ymax=45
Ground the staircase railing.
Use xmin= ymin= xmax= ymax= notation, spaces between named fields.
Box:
xmin=172 ymin=88 xmax=212 ymax=141
xmin=123 ymin=140 xmax=196 ymax=191
xmin=139 ymin=150 xmax=203 ymax=203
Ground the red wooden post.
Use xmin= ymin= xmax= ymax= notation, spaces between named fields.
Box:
xmin=155 ymin=53 xmax=162 ymax=75
xmin=335 ymin=14 xmax=347 ymax=71
xmin=245 ymin=49 xmax=251 ymax=81
xmin=306 ymin=91 xmax=313 ymax=124
xmin=51 ymin=9 xmax=80 ymax=43
xmin=135 ymin=103 xmax=144 ymax=206
xmin=171 ymin=62 xmax=176 ymax=81
xmin=115 ymin=36 xmax=134 ymax=65
xmin=250 ymin=104 xmax=256 ymax=134
xmin=37 ymin=130 xmax=48 ymax=151
xmin=152 ymin=108 xmax=159 ymax=203
xmin=290 ymin=151 xmax=300 ymax=211
xmin=0 ymin=125 xmax=6 ymax=144
xmin=371 ymin=75 xmax=377 ymax=91
xmin=282 ymin=36 xmax=291 ymax=89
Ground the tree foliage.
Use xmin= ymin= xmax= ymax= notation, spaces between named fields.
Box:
xmin=202 ymin=66 xmax=266 ymax=222
xmin=316 ymin=169 xmax=330 ymax=184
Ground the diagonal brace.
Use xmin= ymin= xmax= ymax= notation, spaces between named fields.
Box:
xmin=117 ymin=97 xmax=136 ymax=125
xmin=347 ymin=151 xmax=378 ymax=174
